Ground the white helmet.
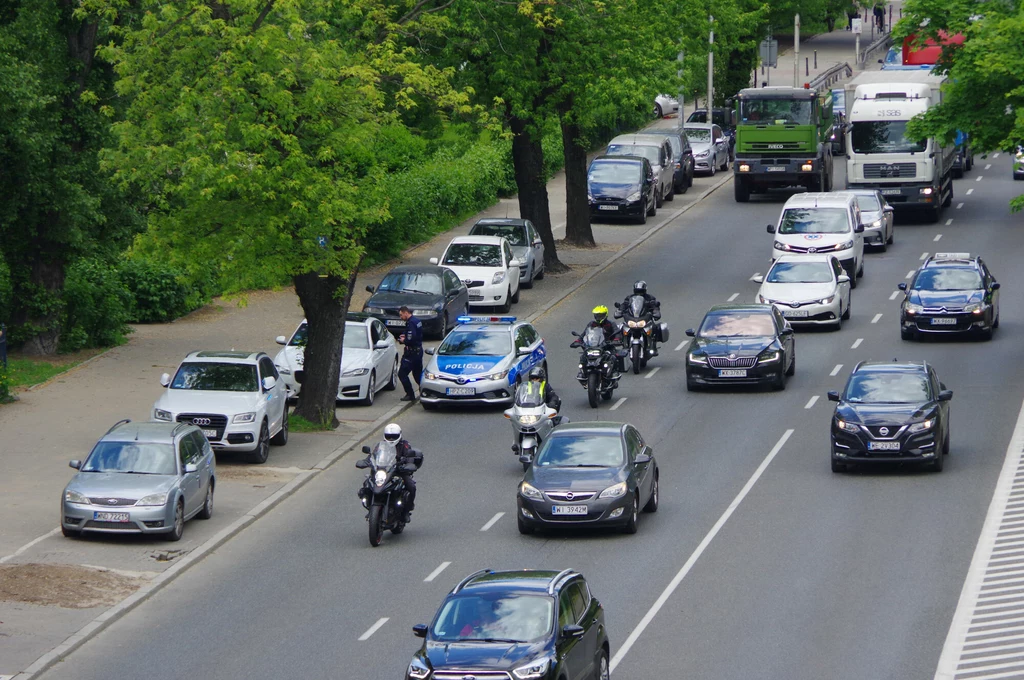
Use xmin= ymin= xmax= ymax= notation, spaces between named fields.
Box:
xmin=383 ymin=423 xmax=402 ymax=442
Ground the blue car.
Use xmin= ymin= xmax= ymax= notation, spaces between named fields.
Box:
xmin=420 ymin=316 xmax=547 ymax=408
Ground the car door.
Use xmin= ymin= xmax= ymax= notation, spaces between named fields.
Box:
xmin=557 ymin=588 xmax=587 ymax=680
xmin=928 ymin=366 xmax=951 ymax=439
xmin=566 ymin=581 xmax=599 ymax=679
xmin=259 ymin=357 xmax=285 ymax=432
xmin=626 ymin=427 xmax=653 ymax=505
xmin=178 ymin=435 xmax=202 ymax=515
xmin=712 ymin=125 xmax=725 ymax=164
xmin=189 ymin=430 xmax=214 ymax=505
xmin=831 ymin=257 xmax=851 ymax=309
xmin=367 ymin=322 xmax=387 ymax=389
xmin=527 ymin=221 xmax=544 ymax=272
xmin=772 ymin=307 xmax=794 ymax=362
xmin=980 ymin=259 xmax=999 ymax=319
xmin=502 ymin=240 xmax=520 ymax=295
xmin=443 ymin=269 xmax=467 ymax=319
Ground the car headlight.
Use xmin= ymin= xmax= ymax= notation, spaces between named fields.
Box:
xmin=696 ymin=150 xmax=709 ymax=158
xmin=758 ymin=350 xmax=781 ymax=363
xmin=963 ymin=302 xmax=982 ymax=314
xmin=136 ymin=492 xmax=169 ymax=506
xmin=837 ymin=240 xmax=854 ymax=250
xmin=414 ymin=309 xmax=438 ymax=318
xmin=905 ymin=302 xmax=924 ymax=315
xmin=599 ymin=481 xmax=627 ymax=499
xmin=232 ymin=412 xmax=257 ymax=424
xmin=626 ymin=191 xmax=641 ymax=202
xmin=774 ymin=240 xmax=792 ymax=251
xmin=64 ymin=489 xmax=89 ymax=504
xmin=374 ymin=470 xmax=388 ymax=486
xmin=908 ymin=419 xmax=935 ymax=433
xmin=364 ymin=307 xmax=385 ymax=315
xmin=154 ymin=409 xmax=172 ymax=421
xmin=687 ymin=352 xmax=707 ymax=364
xmin=275 ymin=365 xmax=291 ymax=375
xmin=408 ymin=658 xmax=431 ymax=680
xmin=836 ymin=419 xmax=860 ymax=433
xmin=819 ymin=295 xmax=835 ymax=304
xmin=487 ymin=369 xmax=509 ymax=381
xmin=513 ymin=657 xmax=552 ymax=679
xmin=520 ymin=481 xmax=543 ymax=500
xmin=517 ymin=414 xmax=540 ymax=425
xmin=342 ymin=368 xmax=370 ymax=377
xmin=492 ymin=271 xmax=506 ymax=285
xmin=870 ymin=219 xmax=882 ymax=229
xmin=424 ymin=372 xmax=439 ymax=380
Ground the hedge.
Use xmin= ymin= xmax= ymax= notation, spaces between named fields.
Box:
xmin=60 ymin=258 xmax=134 ymax=352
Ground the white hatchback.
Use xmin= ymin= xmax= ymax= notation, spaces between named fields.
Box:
xmin=430 ymin=235 xmax=522 ymax=312
xmin=754 ymin=254 xmax=853 ymax=330
xmin=767 ymin=192 xmax=865 ymax=287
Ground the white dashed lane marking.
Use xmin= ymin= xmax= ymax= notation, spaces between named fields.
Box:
xmin=986 ymin=163 xmax=992 ymax=170
xmin=675 ymin=340 xmax=687 ymax=351
xmin=934 ymin=234 xmax=942 ymax=242
xmin=994 ymin=153 xmax=1001 ymax=158
xmin=831 ymin=364 xmax=843 ymax=377
xmin=610 ymin=397 xmax=627 ymax=410
xmin=359 ymin=618 xmax=389 ymax=641
xmin=977 ymin=175 xmax=984 ymax=181
xmin=907 ymin=270 xmax=916 ymax=279
xmin=920 ymin=252 xmax=929 ymax=260
xmin=645 ymin=367 xmax=660 ymax=380
xmin=871 ymin=314 xmax=883 ymax=324
xmin=424 ymin=562 xmax=452 ymax=583
xmin=851 ymin=338 xmax=863 ymax=349
xmin=890 ymin=291 xmax=901 ymax=300
xmin=946 ymin=218 xmax=954 ymax=225
xmin=727 ymin=293 xmax=739 ymax=302
xmin=966 ymin=188 xmax=974 ymax=195
xmin=480 ymin=512 xmax=505 ymax=531
xmin=957 ymin=202 xmax=964 ymax=209
xmin=805 ymin=395 xmax=819 ymax=409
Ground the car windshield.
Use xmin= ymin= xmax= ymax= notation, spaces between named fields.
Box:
xmin=535 ymin=433 xmax=625 ymax=467
xmin=699 ymin=311 xmax=776 ymax=338
xmin=845 ymin=372 xmax=931 ymax=403
xmin=767 ymin=261 xmax=834 ymax=283
xmin=851 ymin=121 xmax=926 ymax=154
xmin=855 ymin=194 xmax=881 ymax=211
xmin=913 ymin=268 xmax=984 ymax=291
xmin=438 ymin=330 xmax=511 ymax=356
xmin=689 ymin=110 xmax=729 ymax=127
xmin=377 ymin=271 xmax=442 ymax=295
xmin=287 ymin=322 xmax=368 ymax=349
xmin=82 ymin=441 xmax=177 ymax=475
xmin=588 ymin=161 xmax=641 ymax=184
xmin=431 ymin=594 xmax=553 ymax=643
xmin=739 ymin=99 xmax=812 ymax=125
xmin=472 ymin=224 xmax=527 ymax=247
xmin=171 ymin=363 xmax=258 ymax=392
xmin=832 ymin=89 xmax=846 ymax=110
xmin=606 ymin=144 xmax=661 ymax=166
xmin=778 ymin=208 xmax=850 ymax=234
xmin=443 ymin=244 xmax=502 ymax=267
xmin=684 ymin=127 xmax=711 ymax=142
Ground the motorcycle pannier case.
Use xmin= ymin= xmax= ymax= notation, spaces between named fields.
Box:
xmin=655 ymin=323 xmax=670 ymax=343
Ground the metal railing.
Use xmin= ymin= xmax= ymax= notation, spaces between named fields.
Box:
xmin=859 ymin=33 xmax=893 ymax=68
xmin=808 ymin=62 xmax=853 ymax=92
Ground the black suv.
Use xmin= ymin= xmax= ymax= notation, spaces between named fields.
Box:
xmin=898 ymin=253 xmax=1000 ymax=341
xmin=828 ymin=361 xmax=953 ymax=473
xmin=407 ymin=569 xmax=610 ymax=680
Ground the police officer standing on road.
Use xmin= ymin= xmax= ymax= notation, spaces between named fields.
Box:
xmin=398 ymin=306 xmax=424 ymax=402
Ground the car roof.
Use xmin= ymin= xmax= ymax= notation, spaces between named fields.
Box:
xmin=922 ymin=253 xmax=980 ymax=269
xmin=451 ymin=569 xmax=580 ymax=596
xmin=592 ymin=155 xmax=647 ymax=166
xmin=853 ymin=360 xmax=929 ymax=374
xmin=783 ymin=192 xmax=855 ymax=208
xmin=738 ymin=86 xmax=816 ymax=100
xmin=102 ymin=420 xmax=192 ymax=444
xmin=772 ymin=253 xmax=835 ymax=265
xmin=184 ymin=350 xmax=262 ymax=362
xmin=384 ymin=264 xmax=447 ymax=275
xmin=684 ymin=122 xmax=715 ymax=130
xmin=293 ymin=315 xmax=377 ymax=328
xmin=449 ymin=321 xmax=524 ymax=334
xmin=842 ymin=188 xmax=881 ymax=197
xmin=473 ymin=218 xmax=528 ymax=228
xmin=608 ymin=135 xmax=666 ymax=147
xmin=547 ymin=421 xmax=626 ymax=436
xmin=447 ymin=235 xmax=507 ymax=246
xmin=706 ymin=303 xmax=774 ymax=314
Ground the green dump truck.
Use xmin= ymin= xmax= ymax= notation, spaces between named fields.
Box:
xmin=732 ymin=86 xmax=835 ymax=202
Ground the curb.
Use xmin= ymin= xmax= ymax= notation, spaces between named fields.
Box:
xmin=13 ymin=171 xmax=733 ymax=680
xmin=21 ymin=345 xmax=119 ymax=394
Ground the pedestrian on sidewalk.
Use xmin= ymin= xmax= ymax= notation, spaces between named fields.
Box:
xmin=873 ymin=5 xmax=885 ymax=32
xmin=397 ymin=306 xmax=423 ymax=401
xmin=847 ymin=8 xmax=860 ymax=30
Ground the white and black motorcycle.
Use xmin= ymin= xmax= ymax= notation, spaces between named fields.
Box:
xmin=504 ymin=383 xmax=565 ymax=470
xmin=355 ymin=441 xmax=417 ymax=547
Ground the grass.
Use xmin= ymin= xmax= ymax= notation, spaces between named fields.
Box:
xmin=287 ymin=412 xmax=336 ymax=433
xmin=6 ymin=357 xmax=83 ymax=389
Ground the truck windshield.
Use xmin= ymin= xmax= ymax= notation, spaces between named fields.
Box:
xmin=739 ymin=99 xmax=812 ymax=125
xmin=851 ymin=121 xmax=926 ymax=154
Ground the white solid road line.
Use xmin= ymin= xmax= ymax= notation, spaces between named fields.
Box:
xmin=480 ymin=512 xmax=505 ymax=531
xmin=750 ymin=273 xmax=761 ymax=281
xmin=830 ymin=364 xmax=843 ymax=377
xmin=674 ymin=340 xmax=688 ymax=351
xmin=851 ymin=338 xmax=863 ymax=349
xmin=920 ymin=252 xmax=929 ymax=260
xmin=946 ymin=218 xmax=954 ymax=226
xmin=609 ymin=429 xmax=795 ymax=673
xmin=966 ymin=188 xmax=974 ymax=195
xmin=424 ymin=561 xmax=452 ymax=583
xmin=957 ymin=202 xmax=964 ymax=210
xmin=804 ymin=395 xmax=818 ymax=409
xmin=610 ymin=397 xmax=627 ymax=411
xmin=976 ymin=175 xmax=984 ymax=181
xmin=871 ymin=313 xmax=882 ymax=324
xmin=889 ymin=290 xmax=901 ymax=300
xmin=906 ymin=270 xmax=916 ymax=279
xmin=934 ymin=234 xmax=942 ymax=242
xmin=728 ymin=293 xmax=739 ymax=302
xmin=645 ymin=367 xmax=660 ymax=380
xmin=359 ymin=617 xmax=389 ymax=641
xmin=0 ymin=527 xmax=60 ymax=565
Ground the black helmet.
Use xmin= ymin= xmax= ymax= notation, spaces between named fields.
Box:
xmin=633 ymin=280 xmax=648 ymax=295
xmin=529 ymin=366 xmax=546 ymax=381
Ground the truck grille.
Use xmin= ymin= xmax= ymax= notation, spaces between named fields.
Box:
xmin=749 ymin=142 xmax=803 ymax=151
xmin=863 ymin=163 xmax=916 ymax=179
xmin=708 ymin=356 xmax=757 ymax=369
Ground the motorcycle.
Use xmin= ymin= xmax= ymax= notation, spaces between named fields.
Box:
xmin=571 ymin=326 xmax=624 ymax=408
xmin=614 ymin=297 xmax=669 ymax=374
xmin=355 ymin=441 xmax=417 ymax=547
xmin=504 ymin=382 xmax=566 ymax=470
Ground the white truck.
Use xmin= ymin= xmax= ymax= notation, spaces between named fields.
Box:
xmin=844 ymin=71 xmax=955 ymax=223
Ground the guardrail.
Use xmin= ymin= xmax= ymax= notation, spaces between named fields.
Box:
xmin=859 ymin=33 xmax=893 ymax=67
xmin=808 ymin=62 xmax=853 ymax=92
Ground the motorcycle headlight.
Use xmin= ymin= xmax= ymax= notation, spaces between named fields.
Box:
xmin=837 ymin=240 xmax=854 ymax=250
xmin=687 ymin=352 xmax=707 ymax=364
xmin=836 ymin=419 xmax=860 ymax=433
xmin=136 ymin=492 xmax=169 ymax=506
xmin=774 ymin=240 xmax=792 ymax=251
xmin=637 ymin=319 xmax=646 ymax=328
xmin=905 ymin=302 xmax=924 ymax=315
xmin=517 ymin=414 xmax=540 ymax=425
xmin=64 ymin=489 xmax=88 ymax=504
xmin=520 ymin=481 xmax=543 ymax=500
xmin=598 ymin=481 xmax=627 ymax=499
xmin=374 ymin=470 xmax=388 ymax=486
xmin=408 ymin=658 xmax=431 ymax=679
xmin=586 ymin=349 xmax=601 ymax=357
xmin=627 ymin=320 xmax=638 ymax=328
xmin=963 ymin=302 xmax=982 ymax=314
xmin=819 ymin=295 xmax=835 ymax=304
xmin=626 ymin=191 xmax=641 ymax=202
xmin=492 ymin=271 xmax=506 ymax=285
xmin=758 ymin=350 xmax=781 ymax=363
xmin=154 ymin=409 xmax=172 ymax=421
xmin=232 ymin=412 xmax=256 ymax=424
xmin=275 ymin=365 xmax=291 ymax=375
xmin=487 ymin=369 xmax=509 ymax=381
xmin=908 ymin=419 xmax=935 ymax=433
xmin=342 ymin=368 xmax=370 ymax=377
xmin=513 ymin=657 xmax=552 ymax=679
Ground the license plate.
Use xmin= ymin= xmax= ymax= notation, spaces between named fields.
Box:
xmin=552 ymin=505 xmax=588 ymax=515
xmin=783 ymin=309 xmax=809 ymax=318
xmin=598 ymin=205 xmax=619 ymax=211
xmin=386 ymin=319 xmax=405 ymax=327
xmin=93 ymin=511 xmax=130 ymax=522
xmin=930 ymin=317 xmax=957 ymax=325
xmin=446 ymin=387 xmax=476 ymax=396
xmin=718 ymin=369 xmax=747 ymax=378
xmin=202 ymin=429 xmax=217 ymax=439
xmin=868 ymin=441 xmax=901 ymax=451
xmin=766 ymin=166 xmax=787 ymax=172
xmin=881 ymin=189 xmax=901 ymax=195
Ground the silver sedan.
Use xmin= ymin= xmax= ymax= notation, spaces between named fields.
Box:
xmin=843 ymin=189 xmax=895 ymax=251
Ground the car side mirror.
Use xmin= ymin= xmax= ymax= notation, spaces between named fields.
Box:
xmin=184 ymin=463 xmax=198 ymax=473
xmin=571 ymin=330 xmax=581 ymax=337
xmin=375 ymin=340 xmax=390 ymax=349
xmin=634 ymin=453 xmax=652 ymax=465
xmin=413 ymin=624 xmax=429 ymax=638
xmin=685 ymin=328 xmax=695 ymax=337
xmin=275 ymin=335 xmax=287 ymax=345
xmin=517 ymin=346 xmax=531 ymax=356
xmin=837 ymin=274 xmax=850 ymax=284
xmin=160 ymin=372 xmax=171 ymax=387
xmin=69 ymin=459 xmax=81 ymax=469
xmin=294 ymin=370 xmax=305 ymax=385
xmin=884 ymin=206 xmax=894 ymax=213
xmin=509 ymin=258 xmax=522 ymax=268
xmin=938 ymin=390 xmax=953 ymax=401
xmin=991 ymin=282 xmax=1001 ymax=290
xmin=878 ymin=59 xmax=884 ymax=64
xmin=613 ymin=302 xmax=621 ymax=309
xmin=827 ymin=391 xmax=840 ymax=402
xmin=854 ymin=224 xmax=865 ymax=233
xmin=752 ymin=274 xmax=764 ymax=284
xmin=428 ymin=257 xmax=439 ymax=265
xmin=355 ymin=459 xmax=370 ymax=470
xmin=562 ymin=624 xmax=586 ymax=639
xmin=262 ymin=376 xmax=277 ymax=391
xmin=897 ymin=282 xmax=907 ymax=291
xmin=766 ymin=224 xmax=776 ymax=234
xmin=424 ymin=347 xmax=435 ymax=355
xmin=365 ymin=285 xmax=375 ymax=294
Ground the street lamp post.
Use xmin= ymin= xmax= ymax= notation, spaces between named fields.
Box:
xmin=793 ymin=14 xmax=801 ymax=87
xmin=707 ymin=15 xmax=714 ymax=110
xmin=678 ymin=50 xmax=685 ymax=130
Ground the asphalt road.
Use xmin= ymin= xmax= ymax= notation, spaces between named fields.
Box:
xmin=39 ymin=155 xmax=1024 ymax=680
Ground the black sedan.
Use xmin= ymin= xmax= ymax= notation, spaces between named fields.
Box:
xmin=363 ymin=265 xmax=469 ymax=339
xmin=684 ymin=304 xmax=795 ymax=391
xmin=517 ymin=422 xmax=658 ymax=535
xmin=829 ymin=361 xmax=952 ymax=472
xmin=587 ymin=155 xmax=657 ymax=224
xmin=898 ymin=253 xmax=1000 ymax=341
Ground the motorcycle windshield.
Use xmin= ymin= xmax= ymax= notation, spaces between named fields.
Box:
xmin=515 ymin=382 xmax=546 ymax=408
xmin=582 ymin=326 xmax=606 ymax=349
xmin=372 ymin=441 xmax=398 ymax=469
xmin=629 ymin=295 xmax=646 ymax=318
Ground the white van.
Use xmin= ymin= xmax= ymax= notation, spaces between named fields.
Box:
xmin=766 ymin=192 xmax=865 ymax=287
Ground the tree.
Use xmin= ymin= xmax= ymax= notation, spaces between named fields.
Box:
xmin=679 ymin=0 xmax=766 ymax=107
xmin=101 ymin=0 xmax=472 ymax=427
xmin=899 ymin=0 xmax=1024 ymax=210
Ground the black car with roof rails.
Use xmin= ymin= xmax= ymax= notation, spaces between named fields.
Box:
xmin=587 ymin=155 xmax=657 ymax=224
xmin=363 ymin=264 xmax=470 ymax=339
xmin=407 ymin=568 xmax=610 ymax=680
xmin=898 ymin=253 xmax=1000 ymax=341
xmin=828 ymin=361 xmax=953 ymax=472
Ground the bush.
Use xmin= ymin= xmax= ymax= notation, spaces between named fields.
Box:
xmin=118 ymin=259 xmax=206 ymax=323
xmin=61 ymin=258 xmax=134 ymax=352
xmin=0 ymin=363 xmax=10 ymax=404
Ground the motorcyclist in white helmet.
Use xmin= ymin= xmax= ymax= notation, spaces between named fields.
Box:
xmin=382 ymin=423 xmax=421 ymax=522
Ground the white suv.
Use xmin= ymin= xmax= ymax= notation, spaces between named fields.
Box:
xmin=767 ymin=192 xmax=865 ymax=287
xmin=152 ymin=351 xmax=288 ymax=464
xmin=430 ymin=235 xmax=522 ymax=312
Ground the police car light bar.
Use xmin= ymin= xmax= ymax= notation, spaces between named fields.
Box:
xmin=932 ymin=252 xmax=971 ymax=259
xmin=456 ymin=315 xmax=517 ymax=324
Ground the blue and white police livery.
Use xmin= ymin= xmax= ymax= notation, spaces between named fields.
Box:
xmin=419 ymin=316 xmax=547 ymax=407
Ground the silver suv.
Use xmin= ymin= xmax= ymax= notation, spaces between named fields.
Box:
xmin=605 ymin=134 xmax=675 ymax=207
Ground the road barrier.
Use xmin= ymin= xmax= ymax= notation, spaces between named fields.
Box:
xmin=808 ymin=62 xmax=853 ymax=92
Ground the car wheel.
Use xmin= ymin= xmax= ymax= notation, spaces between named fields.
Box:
xmin=901 ymin=327 xmax=916 ymax=341
xmin=785 ymin=349 xmax=796 ymax=377
xmin=271 ymin=410 xmax=288 ymax=445
xmin=535 ymin=265 xmax=544 ymax=280
xmin=636 ymin=206 xmax=647 ymax=225
xmin=848 ymin=267 xmax=858 ymax=289
xmin=772 ymin=365 xmax=786 ymax=391
xmin=665 ymin=181 xmax=675 ymax=202
xmin=361 ymin=371 xmax=376 ymax=405
xmin=720 ymin=154 xmax=729 ymax=172
xmin=595 ymin=649 xmax=610 ymax=680
xmin=687 ymin=166 xmax=694 ymax=187
xmin=437 ymin=312 xmax=449 ymax=339
xmin=385 ymin=358 xmax=399 ymax=390
xmin=61 ymin=525 xmax=81 ymax=538
xmin=622 ymin=496 xmax=639 ymax=534
xmin=709 ymin=161 xmax=717 ymax=177
xmin=523 ymin=264 xmax=535 ymax=289
xmin=511 ymin=284 xmax=520 ymax=304
xmin=198 ymin=482 xmax=214 ymax=519
xmin=654 ymin=103 xmax=663 ymax=118
xmin=734 ymin=177 xmax=751 ymax=203
xmin=887 ymin=226 xmax=894 ymax=245
xmin=994 ymin=311 xmax=1000 ymax=329
xmin=247 ymin=421 xmax=271 ymax=464
xmin=655 ymin=186 xmax=664 ymax=208
xmin=647 ymin=193 xmax=657 ymax=216
xmin=499 ymin=289 xmax=512 ymax=313
xmin=857 ymin=258 xmax=864 ymax=278
xmin=831 ymin=458 xmax=846 ymax=473
xmin=643 ymin=473 xmax=659 ymax=513
xmin=931 ymin=449 xmax=944 ymax=472
xmin=978 ymin=326 xmax=994 ymax=341
xmin=166 ymin=501 xmax=185 ymax=542
xmin=517 ymin=512 xmax=535 ymax=535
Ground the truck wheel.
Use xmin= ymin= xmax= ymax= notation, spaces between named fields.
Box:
xmin=734 ymin=177 xmax=751 ymax=203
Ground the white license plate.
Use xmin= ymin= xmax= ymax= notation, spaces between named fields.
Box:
xmin=598 ymin=205 xmax=619 ymax=211
xmin=783 ymin=309 xmax=809 ymax=317
xmin=718 ymin=369 xmax=747 ymax=378
xmin=386 ymin=319 xmax=405 ymax=327
xmin=202 ymin=429 xmax=217 ymax=439
xmin=868 ymin=441 xmax=901 ymax=451
xmin=446 ymin=387 xmax=476 ymax=396
xmin=93 ymin=511 xmax=130 ymax=522
xmin=930 ymin=317 xmax=957 ymax=325
xmin=766 ymin=166 xmax=787 ymax=172
xmin=552 ymin=505 xmax=588 ymax=515
xmin=881 ymin=189 xmax=901 ymax=195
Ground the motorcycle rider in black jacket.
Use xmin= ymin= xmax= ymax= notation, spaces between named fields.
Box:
xmin=621 ymin=280 xmax=661 ymax=356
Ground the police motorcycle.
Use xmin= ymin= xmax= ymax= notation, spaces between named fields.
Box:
xmin=571 ymin=326 xmax=624 ymax=408
xmin=614 ymin=297 xmax=669 ymax=374
xmin=355 ymin=440 xmax=418 ymax=547
xmin=503 ymin=382 xmax=566 ymax=471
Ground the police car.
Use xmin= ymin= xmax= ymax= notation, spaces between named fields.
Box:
xmin=898 ymin=253 xmax=1000 ymax=341
xmin=419 ymin=316 xmax=547 ymax=408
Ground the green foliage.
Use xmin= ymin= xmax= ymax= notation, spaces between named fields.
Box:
xmin=118 ymin=258 xmax=208 ymax=324
xmin=287 ymin=412 xmax=333 ymax=432
xmin=4 ymin=356 xmax=82 ymax=389
xmin=0 ymin=364 xmax=10 ymax=403
xmin=0 ymin=253 xmax=11 ymax=323
xmin=678 ymin=0 xmax=768 ymax=106
xmin=60 ymin=258 xmax=133 ymax=352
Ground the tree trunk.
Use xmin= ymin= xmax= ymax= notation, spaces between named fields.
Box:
xmin=292 ymin=268 xmax=359 ymax=428
xmin=560 ymin=114 xmax=594 ymax=247
xmin=509 ymin=115 xmax=567 ymax=273
xmin=17 ymin=253 xmax=65 ymax=356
